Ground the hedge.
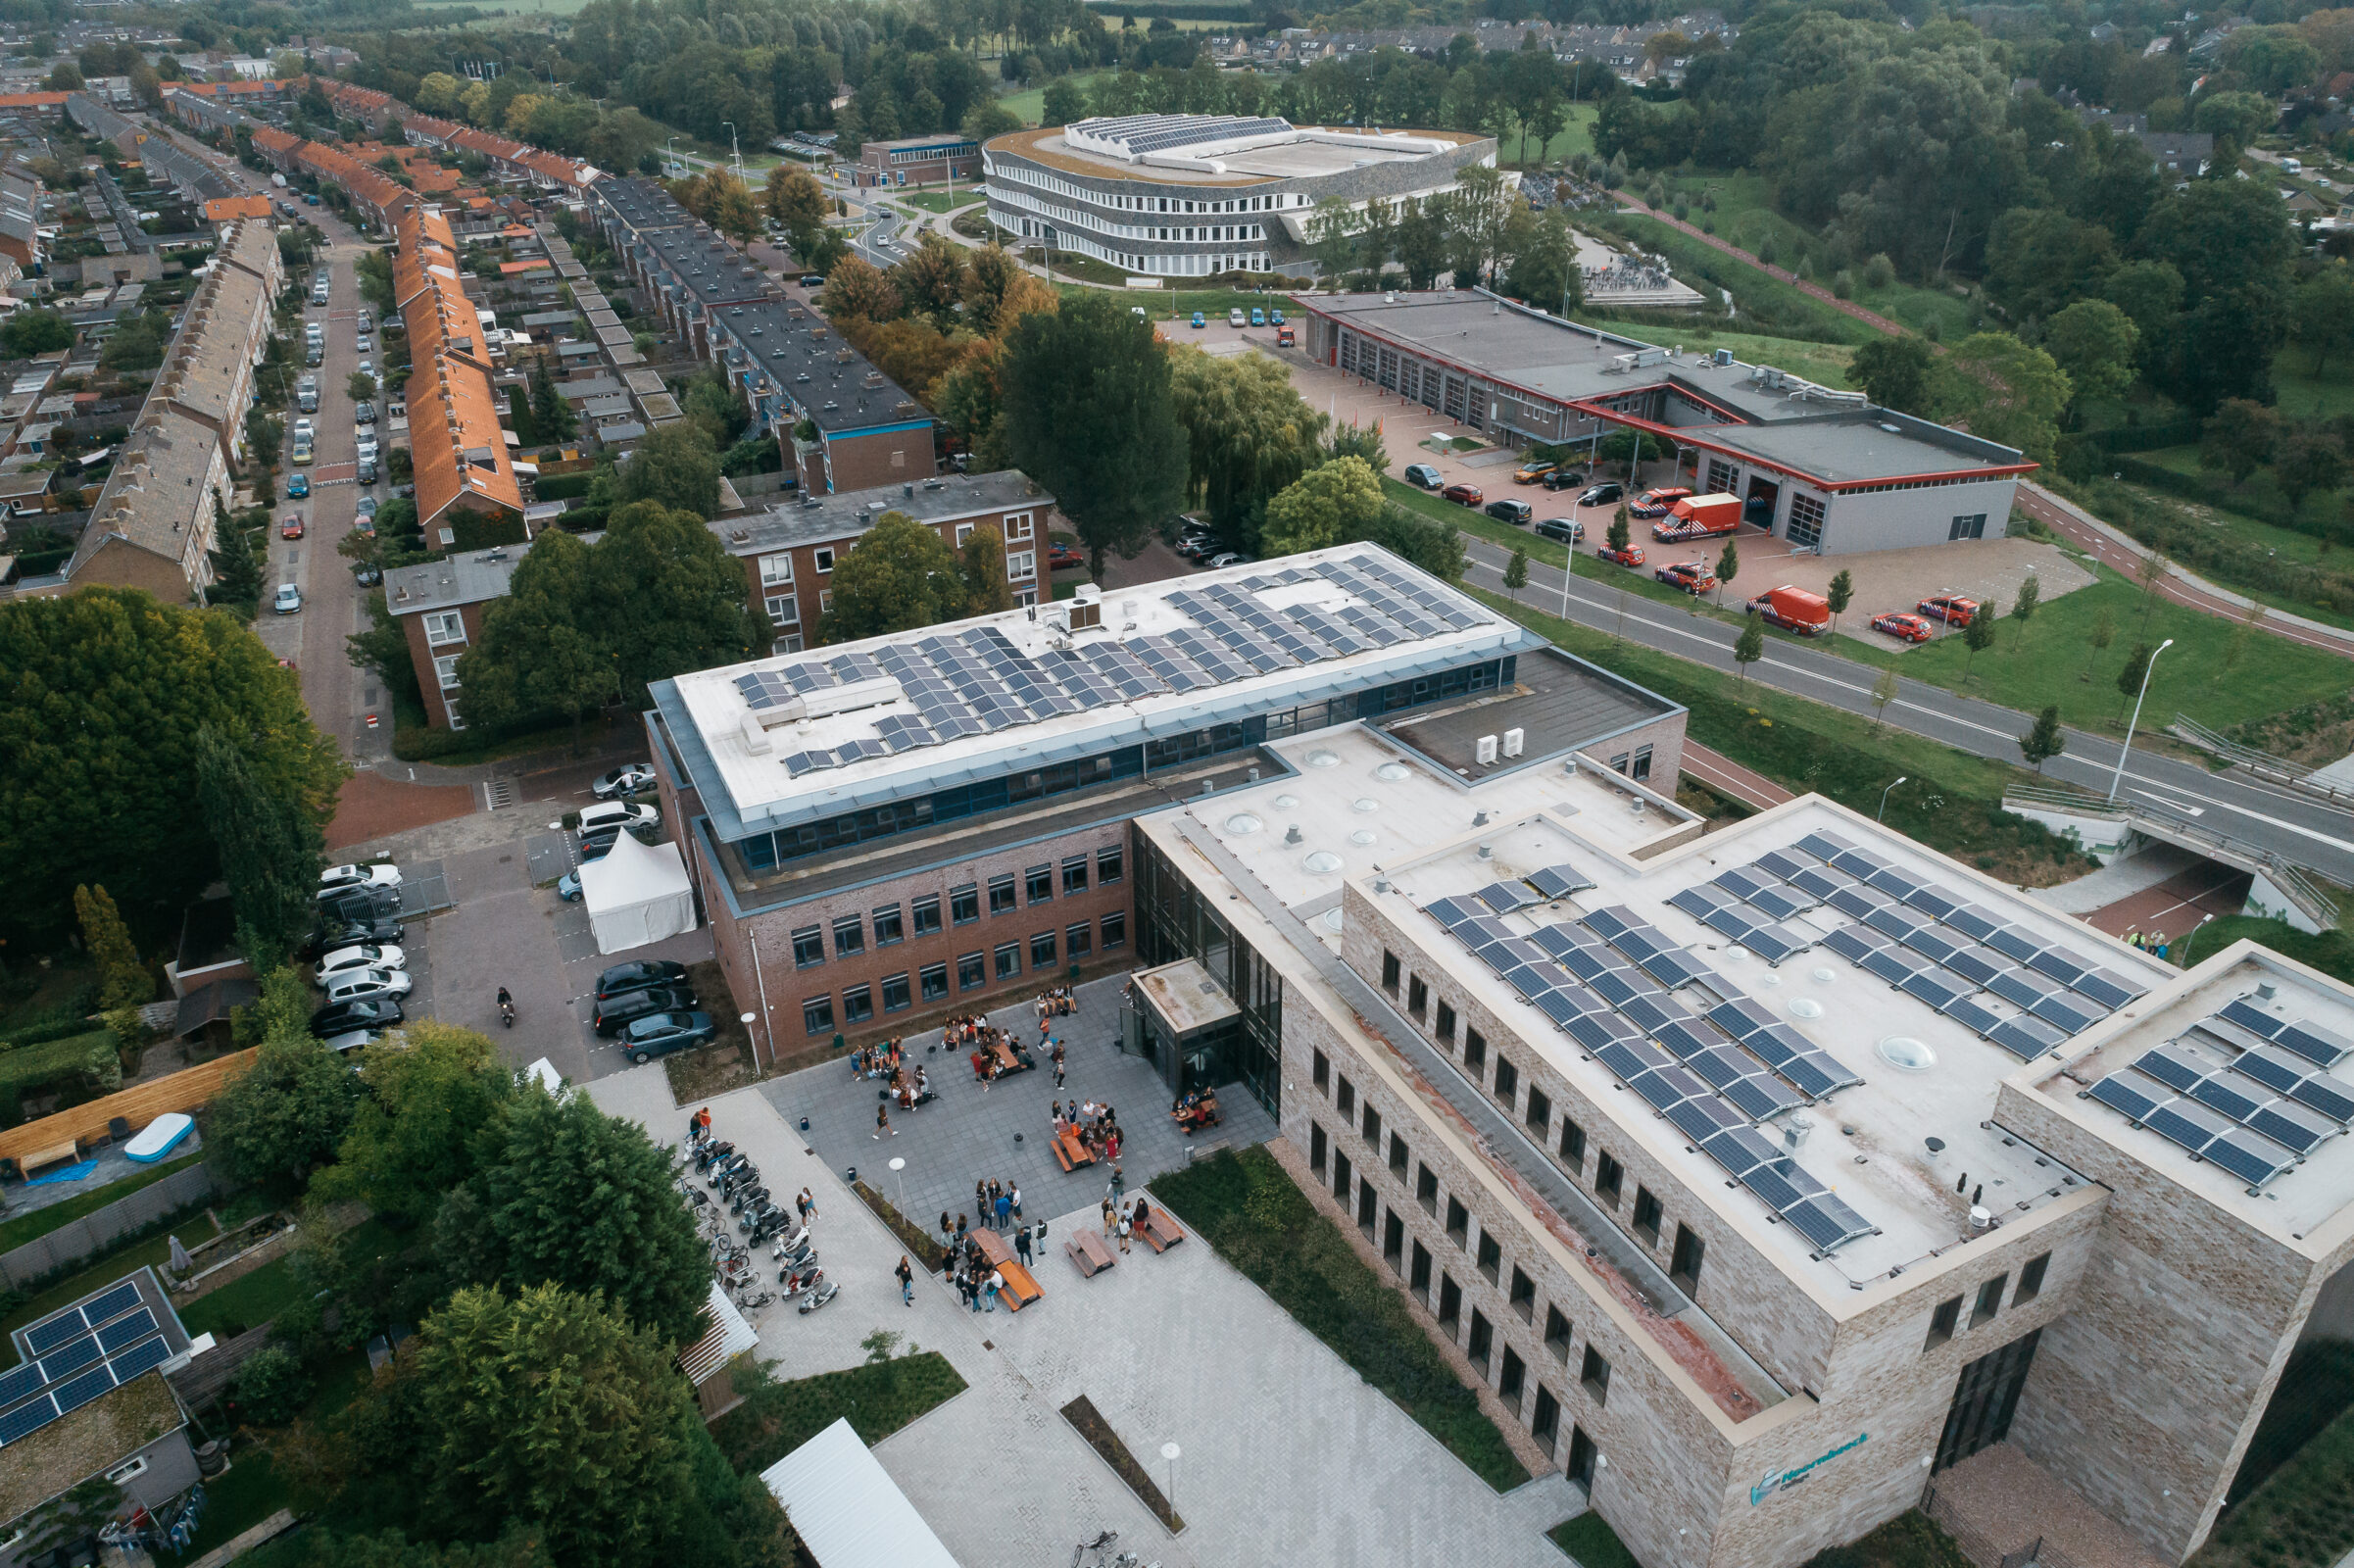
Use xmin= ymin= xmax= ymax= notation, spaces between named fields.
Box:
xmin=532 ymin=472 xmax=596 ymax=500
xmin=2082 ymin=418 xmax=2203 ymax=454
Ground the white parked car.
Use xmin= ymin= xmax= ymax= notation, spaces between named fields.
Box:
xmin=578 ymin=801 xmax=659 ymax=835
xmin=316 ymin=944 xmax=406 ymax=984
xmin=319 ymin=862 xmax=403 ymax=892
xmin=1228 ymin=308 xmax=1247 ymax=327
xmin=273 ymin=583 xmax=303 ymax=614
xmin=323 ymin=967 xmax=413 ymax=1005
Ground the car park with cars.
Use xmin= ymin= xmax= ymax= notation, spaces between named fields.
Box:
xmin=1228 ymin=308 xmax=1247 ymax=326
xmin=307 ymin=918 xmax=402 ymax=959
xmin=597 ymin=959 xmax=691 ymax=1002
xmin=1873 ymin=612 xmax=1934 ymax=643
xmin=620 ymin=1010 xmax=716 ymax=1063
xmin=579 ymin=801 xmax=659 ymax=836
xmin=323 ymin=967 xmax=413 ymax=1005
xmin=1483 ymin=498 xmax=1534 ymax=525
xmin=1402 ymin=464 xmax=1444 ymax=490
xmin=316 ymin=944 xmax=405 ymax=984
xmin=594 ymin=984 xmax=698 ymax=1037
xmin=1534 ymin=516 xmax=1583 ymax=544
xmin=1441 ymin=481 xmax=1484 ymax=507
xmin=1917 ymin=592 xmax=1980 ymax=626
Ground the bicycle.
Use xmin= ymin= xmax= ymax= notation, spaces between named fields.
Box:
xmin=1070 ymin=1531 xmax=1143 ymax=1568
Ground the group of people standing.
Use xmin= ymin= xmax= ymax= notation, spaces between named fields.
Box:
xmin=1053 ymin=1098 xmax=1124 ymax=1161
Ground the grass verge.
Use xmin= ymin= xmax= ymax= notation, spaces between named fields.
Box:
xmin=2194 ymin=1398 xmax=2354 ymax=1568
xmin=893 ymin=188 xmax=985 ymax=213
xmin=711 ymin=1349 xmax=966 ymax=1473
xmin=2183 ymin=918 xmax=2354 ymax=986
xmin=1601 ymin=214 xmax=1874 ymax=346
xmin=2231 ymin=1339 xmax=2354 ymax=1506
xmin=1551 ymin=1513 xmax=1641 ymax=1566
xmin=1063 ymin=1395 xmax=1184 ymax=1532
xmin=0 ymin=1151 xmax=207 ymax=1253
xmin=853 ymin=1179 xmax=950 ymax=1273
xmin=1152 ymin=1146 xmax=1531 ymax=1492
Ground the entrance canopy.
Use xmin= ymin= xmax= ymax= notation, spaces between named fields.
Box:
xmin=578 ymin=831 xmax=696 ymax=956
xmin=1134 ymin=957 xmax=1242 ymax=1039
xmin=760 ymin=1417 xmax=959 ymax=1568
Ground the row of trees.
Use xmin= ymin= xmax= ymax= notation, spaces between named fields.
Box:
xmin=1304 ymin=166 xmax=1580 ymax=301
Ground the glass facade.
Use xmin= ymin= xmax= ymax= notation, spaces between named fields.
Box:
xmin=1131 ymin=832 xmax=1284 ymax=1116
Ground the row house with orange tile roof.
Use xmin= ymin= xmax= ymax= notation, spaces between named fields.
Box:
xmin=311 ymin=76 xmax=403 ymax=133
xmin=392 ymin=204 xmax=527 ymax=542
xmin=396 ymin=113 xmax=599 ymax=192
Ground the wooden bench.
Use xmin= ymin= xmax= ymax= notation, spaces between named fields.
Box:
xmin=21 ymin=1139 xmax=80 ymax=1175
xmin=995 ymin=1259 xmax=1043 ymax=1310
xmin=1136 ymin=1205 xmax=1187 ymax=1253
xmin=1053 ymin=1129 xmax=1094 ymax=1172
xmin=1065 ymin=1228 xmax=1116 ymax=1278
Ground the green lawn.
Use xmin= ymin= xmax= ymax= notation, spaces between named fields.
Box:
xmin=0 ymin=1213 xmax=224 ymax=1347
xmin=2186 ymin=917 xmax=2354 ymax=982
xmin=1506 ymin=103 xmax=1600 ymax=168
xmin=180 ymin=1252 xmax=307 ymax=1341
xmin=894 ymin=188 xmax=986 ymax=213
xmin=2193 ymin=1399 xmax=2354 ymax=1568
xmin=1551 ymin=1513 xmax=1641 ymax=1567
xmin=1796 ymin=1510 xmax=1977 ymax=1568
xmin=2270 ymin=353 xmax=2354 ymax=421
xmin=1607 ymin=215 xmax=1875 ymax=346
xmin=995 ymin=72 xmax=1113 ymax=126
xmin=0 ymin=1029 xmax=115 ymax=1117
xmin=2129 ymin=444 xmax=2354 ymax=546
xmin=1828 ymin=560 xmax=2353 ymax=735
xmin=0 ymin=1151 xmax=207 ymax=1253
xmin=2231 ymin=1340 xmax=2354 ymax=1506
xmin=711 ymin=1350 xmax=966 ymax=1473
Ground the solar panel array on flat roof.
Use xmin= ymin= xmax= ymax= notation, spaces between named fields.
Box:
xmin=2133 ymin=1044 xmax=2338 ymax=1154
xmin=2085 ymin=1065 xmax=2300 ymax=1189
xmin=1661 ymin=885 xmax=1814 ymax=965
xmin=2216 ymin=996 xmax=2354 ymax=1067
xmin=1527 ymin=864 xmax=1597 ymax=900
xmin=2 ymin=1274 xmax=179 ymax=1450
xmin=1070 ymin=113 xmax=1293 ymax=154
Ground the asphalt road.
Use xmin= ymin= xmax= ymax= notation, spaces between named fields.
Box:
xmin=1448 ymin=527 xmax=2354 ymax=887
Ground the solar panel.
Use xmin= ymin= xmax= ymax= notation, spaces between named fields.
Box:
xmin=1827 ymin=846 xmax=1889 ymax=881
xmin=1943 ymin=906 xmax=2004 ymax=943
xmin=1667 ymin=886 xmax=1729 ymax=922
xmin=1898 ymin=967 xmax=1969 ymax=1010
xmin=49 ymin=1366 xmax=114 ymax=1415
xmin=1792 ymin=829 xmax=1854 ymax=862
xmin=1790 ymin=864 xmax=1859 ymax=903
xmin=2280 ymin=1018 xmax=2354 ymax=1068
xmin=2088 ymin=1070 xmax=2166 ymax=1121
xmin=1724 ymin=1073 xmax=1804 ymax=1119
xmin=2135 ymin=1045 xmax=2206 ymax=1094
xmin=1752 ymin=850 xmax=1814 ymax=882
xmin=0 ymin=1361 xmax=44 ymax=1409
xmin=2024 ymin=945 xmax=2093 ymax=987
xmin=2246 ymin=1103 xmax=2333 ymax=1154
xmin=1784 ymin=1193 xmax=1877 ymax=1251
xmin=1477 ymin=880 xmax=1539 ymax=913
xmin=2232 ymin=1048 xmax=2354 ymax=1123
xmin=1862 ymin=905 xmax=1931 ymax=943
xmin=1668 ymin=1096 xmax=1745 ymax=1143
xmin=1989 ymin=1015 xmax=2066 ymax=1059
xmin=2146 ymin=1099 xmax=2235 ymax=1156
xmin=1942 ymin=945 xmax=2009 ymax=988
xmin=96 ymin=1309 xmax=156 ymax=1354
xmin=1864 ymin=865 xmax=1924 ymax=901
xmin=2074 ymin=968 xmax=2147 ymax=1011
xmin=1826 ymin=885 xmax=1891 ymax=922
xmin=1702 ymin=1126 xmax=1781 ymax=1177
xmin=2205 ymin=1134 xmax=2294 ymax=1187
xmin=1741 ymin=924 xmax=1814 ymax=965
xmin=1940 ymin=994 xmax=2003 ymax=1036
xmin=23 ymin=1309 xmax=85 ymax=1356
xmin=1527 ymin=864 xmax=1595 ymax=899
xmin=80 ymin=1283 xmax=141 ymax=1327
xmin=1819 ymin=925 xmax=1888 ymax=964
xmin=2029 ymin=992 xmax=2108 ymax=1036
xmin=0 ymin=1395 xmax=58 ymax=1446
xmin=1986 ymin=968 xmax=2056 ymax=1012
xmin=1985 ymin=926 xmax=2046 ymax=965
xmin=38 ymin=1337 xmax=100 ymax=1382
xmin=107 ymin=1338 xmax=172 ymax=1382
xmin=1422 ymin=896 xmax=1483 ymax=930
xmin=1901 ymin=882 xmax=1967 ymax=919
xmin=1861 ymin=947 xmax=1926 ymax=986
xmin=1740 ymin=1161 xmax=1809 ymax=1212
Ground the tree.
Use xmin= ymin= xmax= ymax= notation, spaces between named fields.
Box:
xmin=319 ymin=1024 xmax=516 ymax=1227
xmin=2274 ymin=431 xmax=2347 ymax=512
xmin=348 ymin=371 xmax=379 ymax=404
xmin=1733 ymin=612 xmax=1764 ymax=682
xmin=457 ymin=534 xmax=615 ymax=751
xmin=816 ymin=513 xmax=964 ymax=641
xmin=1000 ymin=294 xmax=1187 ymax=577
xmin=2116 ymin=641 xmax=2155 ymax=721
xmin=587 ymin=503 xmax=760 ymax=702
xmin=1962 ymin=596 xmax=1998 ymax=680
xmin=1304 ymin=197 xmax=1362 ymax=280
xmin=0 ymin=591 xmax=345 ymax=941
xmin=960 ymin=246 xmax=1054 ymax=339
xmin=2296 ymin=266 xmax=2354 ymax=375
xmin=1504 ymin=207 xmax=1577 ymax=311
xmin=2042 ymin=300 xmax=2138 ymax=419
xmin=1167 ymin=348 xmax=1324 ymax=549
xmin=530 ymin=360 xmax=578 ymax=443
xmin=1261 ymin=457 xmax=1386 ymax=557
xmin=762 ymin=167 xmax=827 ymax=231
xmin=820 ymin=256 xmax=902 ymax=323
xmin=1846 ymin=335 xmax=1937 ymax=416
xmin=1715 ymin=535 xmax=1740 ymax=607
xmin=1325 ymin=418 xmax=1390 ymax=474
xmin=415 ymin=72 xmax=463 ymax=114
xmin=1041 ymin=79 xmax=1087 ymax=126
xmin=436 ymin=1090 xmax=711 ymax=1345
xmin=1931 ymin=334 xmax=2072 ymax=464
xmin=212 ymin=1029 xmax=366 ymax=1191
xmin=2083 ymin=606 xmax=2116 ymax=682
xmin=616 ymin=422 xmax=721 ymax=519
xmin=2020 ymin=705 xmax=2066 ymax=774
xmin=1606 ymin=505 xmax=1632 ymax=555
xmin=2008 ymin=574 xmax=2040 ymax=648
xmin=963 ymin=101 xmax=1019 ymax=140
xmin=1503 ymin=546 xmax=1530 ymax=601
xmin=957 ymin=525 xmax=1014 ymax=616
xmin=74 ymin=885 xmax=149 ymax=1011
xmin=195 ymin=725 xmax=321 ymax=969
xmin=0 ymin=309 xmax=72 ymax=356
xmin=209 ymin=522 xmax=262 ymax=611
xmin=890 ymin=237 xmax=970 ymax=329
xmin=1825 ymin=568 xmax=1853 ymax=637
xmin=1870 ymin=662 xmax=1899 ymax=729
xmin=2199 ymin=399 xmax=2282 ymax=484
xmin=45 ymin=62 xmax=81 ymax=91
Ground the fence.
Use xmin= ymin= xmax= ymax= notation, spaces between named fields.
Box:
xmin=1924 ymin=1482 xmax=2088 ymax=1568
xmin=0 ymin=1048 xmax=256 ymax=1167
xmin=2169 ymin=715 xmax=2354 ymax=809
xmin=2000 ymin=785 xmax=2343 ymax=930
xmin=0 ymin=1161 xmax=223 ymax=1290
xmin=165 ymin=1321 xmax=274 ymax=1411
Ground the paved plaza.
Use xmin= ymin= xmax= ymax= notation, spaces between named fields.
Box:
xmin=758 ymin=973 xmax=1277 ymax=1241
xmin=586 ymin=1057 xmax=1583 ymax=1568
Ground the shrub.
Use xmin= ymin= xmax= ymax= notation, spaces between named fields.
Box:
xmin=1864 ymin=252 xmax=1895 ymax=290
xmin=1832 ymin=269 xmax=1855 ymax=300
xmin=230 ymin=1344 xmax=312 ymax=1425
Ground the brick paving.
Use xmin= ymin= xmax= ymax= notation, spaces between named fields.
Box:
xmin=1933 ymin=1444 xmax=2170 ymax=1568
xmin=325 ymin=767 xmax=476 ymax=851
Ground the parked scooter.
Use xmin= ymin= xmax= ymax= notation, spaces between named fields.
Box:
xmin=738 ymin=1200 xmax=784 ymax=1236
xmin=796 ymin=1279 xmax=840 ymax=1314
xmin=768 ymin=1222 xmax=809 ymax=1258
xmin=748 ymin=1208 xmax=794 ymax=1246
xmin=693 ymin=1141 xmax=735 ymax=1174
xmin=728 ymin=1184 xmax=769 ymax=1216
xmin=707 ymin=1152 xmax=750 ymax=1187
xmin=778 ymin=1264 xmax=824 ymax=1298
xmin=719 ymin=1171 xmax=762 ymax=1205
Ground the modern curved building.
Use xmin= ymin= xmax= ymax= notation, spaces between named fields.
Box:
xmin=982 ymin=113 xmax=1496 ymax=278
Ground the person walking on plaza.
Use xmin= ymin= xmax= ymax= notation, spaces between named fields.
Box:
xmin=995 ymin=1187 xmax=1011 ymax=1231
xmin=1009 ymin=1184 xmax=1022 ymax=1224
xmin=896 ymin=1255 xmax=914 ymax=1306
xmin=1015 ymin=1223 xmax=1034 ymax=1266
xmin=1102 ymin=1195 xmax=1117 ymax=1237
xmin=1116 ymin=1211 xmax=1132 ymax=1254
xmin=1109 ymin=1163 xmax=1125 ymax=1205
xmin=1054 ymin=1043 xmax=1067 ymax=1089
xmin=984 ymin=1269 xmax=1002 ymax=1311
xmin=875 ymin=1102 xmax=894 ymax=1138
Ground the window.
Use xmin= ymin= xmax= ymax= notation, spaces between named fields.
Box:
xmin=1633 ymin=1187 xmax=1663 ymax=1247
xmin=1417 ymin=1162 xmax=1439 ymax=1213
xmin=1310 ymin=1120 xmax=1327 ymax=1172
xmin=951 ymin=884 xmax=979 ymax=924
xmin=1406 ymin=975 xmax=1428 ymax=1017
xmin=1499 ymin=1347 xmax=1526 ymax=1408
xmin=1581 ymin=1346 xmax=1610 ymax=1404
xmin=1333 ymin=1151 xmax=1352 ymax=1201
xmin=1509 ymin=1265 xmax=1536 ymax=1322
xmin=1410 ymin=1240 xmax=1433 ymax=1299
xmin=1594 ymin=1152 xmax=1624 ymax=1206
xmin=1972 ymin=1273 xmax=2008 ymax=1328
xmin=1066 ymin=920 xmax=1092 ymax=959
xmin=433 ymin=655 xmax=462 ymax=691
xmin=1017 ymin=865 xmax=1051 ymax=906
xmin=1389 ymin=1132 xmax=1408 ymax=1174
xmin=1381 ymin=951 xmax=1400 ymax=994
xmin=994 ymin=941 xmax=1021 ymax=980
xmin=1062 ymin=855 xmax=1089 ymax=894
xmin=1545 ymin=1305 xmax=1572 ymax=1361
xmin=1632 ymin=745 xmax=1652 ymax=782
xmin=1525 ymin=1087 xmax=1550 ymax=1135
xmin=1337 ymin=1076 xmax=1355 ymax=1117
xmin=1435 ymin=1001 xmax=1456 ymax=1044
xmin=813 ymin=546 xmax=835 ymax=572
xmin=1384 ymin=1208 xmax=1404 ymax=1268
xmin=1356 ymin=1176 xmax=1377 ymax=1234
xmin=2016 ymin=1251 xmax=2050 ymax=1304
xmin=1005 ymin=550 xmax=1035 ymax=580
xmin=1004 ymin=511 xmax=1034 ymax=541
xmin=833 ymin=914 xmax=863 ymax=957
xmin=766 ymin=593 xmax=800 ymax=627
xmin=1788 ymin=491 xmax=1827 ymax=550
xmin=1467 ymin=1309 xmax=1493 ymax=1370
xmin=1670 ymin=1224 xmax=1704 ymax=1294
xmin=1476 ymin=1230 xmax=1501 ymax=1285
xmin=1438 ymin=1272 xmax=1461 ymax=1327
xmin=1559 ymin=1117 xmax=1586 ymax=1170
xmin=881 ymin=972 xmax=911 ymax=1012
xmin=957 ymin=951 xmax=986 ymax=991
xmin=802 ymin=995 xmax=834 ymax=1035
xmin=1447 ymin=1197 xmax=1469 ymax=1247
xmin=989 ymin=874 xmax=1016 ymax=914
xmin=1532 ymin=1387 xmax=1561 ymax=1453
xmin=1493 ymin=1055 xmax=1518 ymax=1108
xmin=759 ymin=551 xmax=793 ymax=587
xmin=1031 ymin=930 xmax=1056 ymax=967
xmin=792 ymin=925 xmax=824 ymax=967
xmin=1926 ymin=1295 xmax=1962 ymax=1350
xmin=1098 ymin=846 xmax=1122 ymax=883
xmin=873 ymin=905 xmax=904 ymax=946
xmin=1313 ymin=1050 xmax=1329 ymax=1092
xmin=818 ymin=589 xmax=834 ymax=613
xmin=104 ymin=1456 xmax=149 ymax=1484
xmin=1362 ymin=1103 xmax=1381 ymax=1149
xmin=920 ymin=962 xmax=949 ymax=1002
xmin=1948 ymin=512 xmax=1987 ymax=541
xmin=1101 ymin=912 xmax=1125 ymax=949
xmin=1464 ymin=1028 xmax=1486 ymax=1073
xmin=842 ymin=983 xmax=873 ymax=1023
xmin=423 ymin=610 xmax=466 ymax=645
xmin=913 ymin=895 xmax=943 ymax=937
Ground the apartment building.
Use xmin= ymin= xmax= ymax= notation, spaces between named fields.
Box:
xmin=64 ymin=219 xmax=283 ymax=602
xmin=392 ymin=205 xmax=524 ymax=540
xmin=0 ymin=169 xmax=39 ymax=270
xmin=383 ymin=541 xmax=533 ymax=729
xmin=588 ymin=177 xmax=935 ymax=494
xmin=718 ymin=468 xmax=1054 ymax=646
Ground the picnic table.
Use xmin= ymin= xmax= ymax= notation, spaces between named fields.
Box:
xmin=988 ymin=1040 xmax=1032 ymax=1075
xmin=1065 ymin=1227 xmax=1116 ymax=1278
xmin=1136 ymin=1203 xmax=1187 ymax=1253
xmin=969 ymin=1228 xmax=1045 ymax=1308
xmin=1052 ymin=1128 xmax=1095 ymax=1172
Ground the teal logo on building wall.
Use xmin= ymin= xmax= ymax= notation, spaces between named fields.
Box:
xmin=1750 ymin=1432 xmax=1869 ymax=1505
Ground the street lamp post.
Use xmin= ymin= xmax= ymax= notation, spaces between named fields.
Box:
xmin=2177 ymin=911 xmax=2218 ymax=969
xmin=1160 ymin=1443 xmax=1180 ymax=1516
xmin=2107 ymin=636 xmax=2174 ymax=804
xmin=1878 ymin=776 xmax=1907 ymax=823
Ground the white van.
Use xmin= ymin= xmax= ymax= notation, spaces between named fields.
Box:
xmin=578 ymin=801 xmax=659 ymax=836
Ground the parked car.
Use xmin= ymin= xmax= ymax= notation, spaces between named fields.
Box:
xmin=1534 ymin=516 xmax=1583 ymax=545
xmin=1654 ymin=560 xmax=1717 ymax=595
xmin=1203 ymin=551 xmax=1254 ymax=568
xmin=1629 ymin=487 xmax=1693 ymax=518
xmin=1512 ymin=460 xmax=1555 ymax=485
xmin=1402 ymin=464 xmax=1444 ymax=490
xmin=579 ymin=801 xmax=659 ymax=836
xmin=287 ymin=473 xmax=310 ymax=498
xmin=1749 ymin=584 xmax=1834 ymax=635
xmin=1047 ymin=541 xmax=1085 ymax=569
xmin=1541 ymin=468 xmax=1589 ymax=491
xmin=317 ymin=888 xmax=401 ymax=926
xmin=594 ymin=984 xmax=698 ymax=1037
xmin=273 ymin=583 xmax=303 ymax=614
xmin=323 ymin=967 xmax=412 ymax=1005
xmin=1873 ymin=612 xmax=1934 ymax=643
xmin=1190 ymin=312 xmax=1206 ymax=329
xmin=1250 ymin=307 xmax=1265 ymax=326
xmin=556 ymin=868 xmax=583 ymax=902
xmin=596 ymin=959 xmax=691 ymax=1002
xmin=280 ymin=514 xmax=305 ymax=539
xmin=356 ymin=459 xmax=376 ymax=485
xmin=1578 ymin=482 xmax=1624 ymax=507
xmin=801 ymin=273 xmax=825 ymax=288
xmin=355 ymin=401 xmax=376 ymax=424
xmin=1227 ymin=308 xmax=1247 ymax=326
xmin=1917 ymin=592 xmax=1980 ymax=627
xmin=311 ymin=997 xmax=402 ymax=1038
xmin=1483 ymin=498 xmax=1534 ymax=525
xmin=321 ymin=862 xmax=403 ymax=893
xmin=1596 ymin=542 xmax=1646 ymax=568
xmin=1440 ymin=481 xmax=1484 ymax=507
xmin=620 ymin=1010 xmax=716 ymax=1062
xmin=317 ymin=944 xmax=405 ymax=984
xmin=354 ymin=564 xmax=382 ymax=586
xmin=1269 ymin=309 xmax=1285 ymax=325
xmin=593 ymin=763 xmax=659 ymax=799
xmin=1176 ymin=536 xmax=1220 ymax=563
xmin=355 ymin=496 xmax=378 ymax=521
xmin=307 ymin=920 xmax=401 ymax=960
xmin=358 ymin=360 xmax=373 ymax=377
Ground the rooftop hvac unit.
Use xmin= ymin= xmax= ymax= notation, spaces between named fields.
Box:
xmin=1476 ymin=734 xmax=1498 ymax=764
xmin=1714 ymin=348 xmax=1733 ymax=367
xmin=1502 ymin=727 xmax=1524 ymax=758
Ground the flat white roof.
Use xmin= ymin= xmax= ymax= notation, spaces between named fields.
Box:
xmin=760 ymin=1417 xmax=959 ymax=1568
xmin=665 ymin=545 xmax=1523 ymax=836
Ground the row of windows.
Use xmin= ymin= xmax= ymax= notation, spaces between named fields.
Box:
xmin=1381 ymin=952 xmax=1706 ymax=1295
xmin=798 ymin=915 xmax=1124 ymax=1034
xmin=989 ymin=157 xmax=1309 ymax=214
xmin=1307 ymin=1098 xmax=1607 ymax=1464
xmin=884 ymin=141 xmax=976 ymax=163
xmin=991 ymin=184 xmax=1267 ymax=249
xmin=1000 ymin=209 xmax=1266 ymax=278
xmin=1924 ymin=1252 xmax=2050 ymax=1351
xmin=790 ymin=850 xmax=1121 ymax=967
